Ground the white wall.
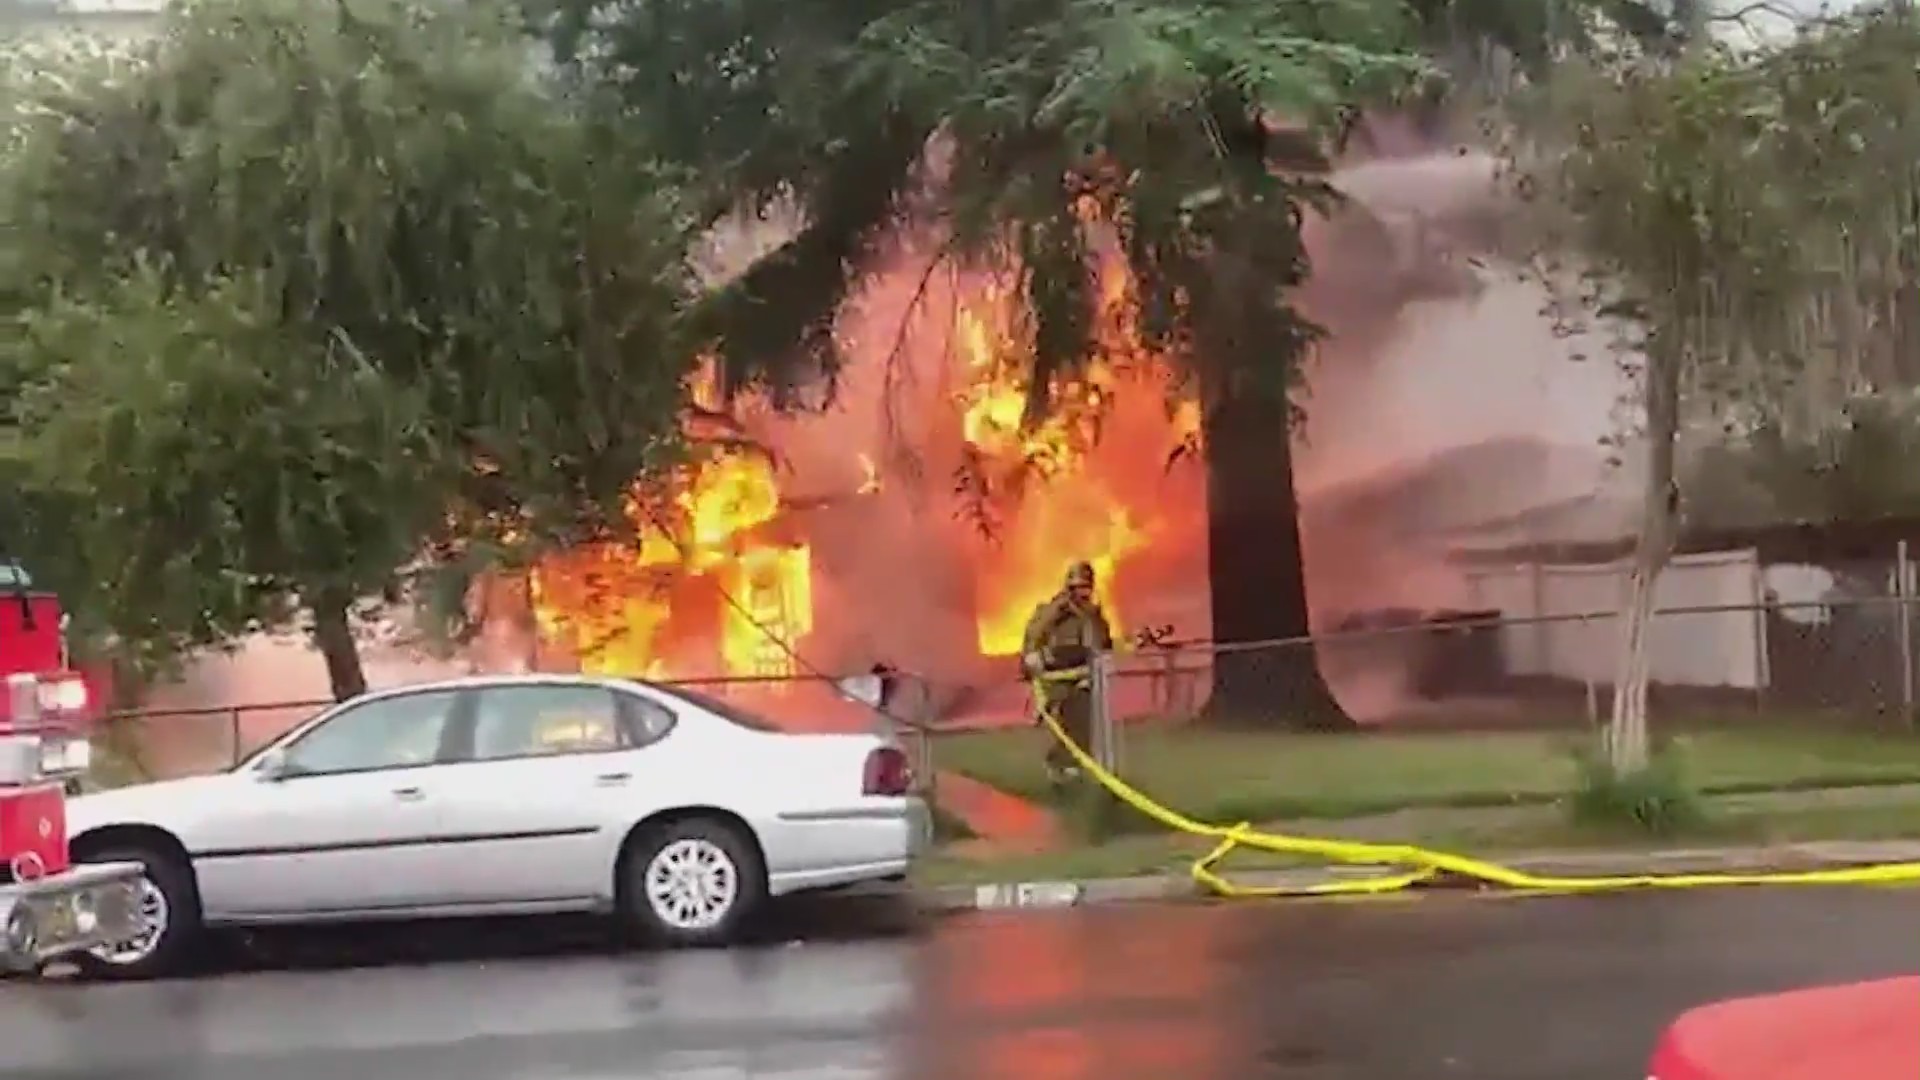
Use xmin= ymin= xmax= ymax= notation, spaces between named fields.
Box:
xmin=1465 ymin=549 xmax=1766 ymax=689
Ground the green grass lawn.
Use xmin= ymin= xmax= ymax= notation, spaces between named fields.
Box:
xmin=913 ymin=788 xmax=1920 ymax=887
xmin=933 ymin=723 xmax=1920 ymax=831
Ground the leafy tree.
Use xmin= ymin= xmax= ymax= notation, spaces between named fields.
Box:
xmin=1682 ymin=8 xmax=1920 ymax=529
xmin=0 ymin=0 xmax=694 ymax=698
xmin=1515 ymin=3 xmax=1920 ymax=769
xmin=1688 ymin=392 xmax=1920 ymax=528
xmin=6 ymin=271 xmax=439 ymax=691
xmin=541 ymin=0 xmax=1694 ymax=728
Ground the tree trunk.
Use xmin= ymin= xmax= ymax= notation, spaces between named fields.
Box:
xmin=1201 ymin=390 xmax=1352 ymax=730
xmin=1607 ymin=349 xmax=1682 ymax=773
xmin=311 ymin=589 xmax=368 ymax=702
xmin=1890 ymin=184 xmax=1920 ymax=385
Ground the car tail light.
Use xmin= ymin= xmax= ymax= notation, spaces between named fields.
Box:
xmin=862 ymin=746 xmax=912 ymax=796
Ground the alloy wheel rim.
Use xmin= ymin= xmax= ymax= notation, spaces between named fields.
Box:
xmin=643 ymin=838 xmax=739 ymax=931
xmin=90 ymin=875 xmax=168 ymax=966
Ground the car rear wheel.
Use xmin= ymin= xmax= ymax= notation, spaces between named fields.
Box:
xmin=73 ymin=846 xmax=201 ymax=981
xmin=619 ymin=818 xmax=765 ymax=947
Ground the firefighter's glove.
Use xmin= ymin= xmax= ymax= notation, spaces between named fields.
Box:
xmin=1021 ymin=652 xmax=1043 ymax=679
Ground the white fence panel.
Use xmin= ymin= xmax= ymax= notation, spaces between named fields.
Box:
xmin=1465 ymin=549 xmax=1763 ymax=690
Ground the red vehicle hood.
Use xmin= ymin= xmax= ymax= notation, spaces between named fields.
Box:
xmin=1650 ymin=978 xmax=1920 ymax=1080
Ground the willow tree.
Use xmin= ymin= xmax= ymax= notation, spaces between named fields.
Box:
xmin=1685 ymin=9 xmax=1920 ymax=526
xmin=0 ymin=0 xmax=693 ymax=697
xmin=1521 ymin=4 xmax=1920 ymax=769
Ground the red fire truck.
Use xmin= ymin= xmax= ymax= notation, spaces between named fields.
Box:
xmin=0 ymin=564 xmax=144 ymax=974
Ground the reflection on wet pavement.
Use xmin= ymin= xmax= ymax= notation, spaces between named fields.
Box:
xmin=908 ymin=901 xmax=1244 ymax=1080
xmin=2 ymin=890 xmax=1917 ymax=1080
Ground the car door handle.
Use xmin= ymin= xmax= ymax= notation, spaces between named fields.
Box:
xmin=392 ymin=786 xmax=427 ymax=802
xmin=595 ymin=773 xmax=631 ymax=787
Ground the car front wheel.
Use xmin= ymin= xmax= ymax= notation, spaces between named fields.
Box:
xmin=73 ymin=847 xmax=200 ymax=981
xmin=620 ymin=818 xmax=765 ymax=947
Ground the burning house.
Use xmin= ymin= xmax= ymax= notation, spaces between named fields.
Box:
xmin=144 ymin=145 xmax=1638 ymax=736
xmin=498 ymin=250 xmax=1208 ymax=693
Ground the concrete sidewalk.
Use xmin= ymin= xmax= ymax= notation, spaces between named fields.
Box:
xmin=920 ymin=839 xmax=1920 ymax=913
xmin=1254 ymin=781 xmax=1920 ymax=843
xmin=932 ymin=778 xmax=1920 ymax=858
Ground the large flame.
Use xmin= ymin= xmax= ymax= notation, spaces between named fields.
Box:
xmin=955 ymin=241 xmax=1177 ymax=656
xmin=530 ymin=446 xmax=814 ymax=679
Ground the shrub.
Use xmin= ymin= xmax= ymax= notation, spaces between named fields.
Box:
xmin=1567 ymin=737 xmax=1706 ymax=835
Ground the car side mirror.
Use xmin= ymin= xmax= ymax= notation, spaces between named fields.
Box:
xmin=255 ymin=749 xmax=292 ymax=782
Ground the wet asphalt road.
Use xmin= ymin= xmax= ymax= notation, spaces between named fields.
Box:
xmin=2 ymin=888 xmax=1916 ymax=1080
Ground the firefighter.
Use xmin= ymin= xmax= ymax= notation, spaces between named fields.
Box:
xmin=1021 ymin=560 xmax=1115 ymax=782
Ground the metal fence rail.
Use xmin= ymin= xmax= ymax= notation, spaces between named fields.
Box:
xmin=95 ymin=561 xmax=1920 ymax=791
xmin=98 ymin=674 xmax=948 ymax=787
xmin=1088 ymin=596 xmax=1920 ymax=739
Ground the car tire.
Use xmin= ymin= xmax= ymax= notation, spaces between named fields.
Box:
xmin=619 ymin=817 xmax=766 ymax=948
xmin=72 ymin=846 xmax=201 ymax=982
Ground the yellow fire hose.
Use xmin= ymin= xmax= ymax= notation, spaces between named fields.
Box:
xmin=1027 ymin=667 xmax=1920 ymax=897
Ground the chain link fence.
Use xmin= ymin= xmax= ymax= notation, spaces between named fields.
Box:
xmin=1094 ymin=596 xmax=1920 ymax=747
xmin=1072 ymin=546 xmax=1920 ymax=746
xmin=94 ymin=543 xmax=1920 ymax=818
xmin=98 ymin=585 xmax=1920 ymax=783
xmin=97 ymin=670 xmax=957 ymax=787
xmin=100 ymin=699 xmax=330 ymax=782
xmin=1006 ymin=548 xmax=1920 ymax=832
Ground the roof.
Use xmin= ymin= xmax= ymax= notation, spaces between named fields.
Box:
xmin=1306 ymin=436 xmax=1620 ymax=548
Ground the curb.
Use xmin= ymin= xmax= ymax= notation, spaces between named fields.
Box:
xmin=918 ymin=840 xmax=1920 ymax=913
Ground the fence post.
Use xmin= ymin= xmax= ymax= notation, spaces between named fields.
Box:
xmin=1158 ymin=648 xmax=1175 ymax=715
xmin=1751 ymin=556 xmax=1770 ymax=716
xmin=911 ymin=726 xmax=934 ymax=795
xmin=906 ymin=676 xmax=935 ymax=795
xmin=229 ymin=707 xmax=243 ymax=768
xmin=1900 ymin=541 xmax=1916 ymax=727
xmin=1090 ymin=652 xmax=1116 ymax=771
xmin=1580 ymin=614 xmax=1599 ymax=726
xmin=1529 ymin=561 xmax=1548 ymax=674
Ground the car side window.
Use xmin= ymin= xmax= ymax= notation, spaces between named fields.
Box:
xmin=470 ymin=685 xmax=629 ymax=761
xmin=620 ymin=692 xmax=678 ymax=746
xmin=281 ymin=691 xmax=459 ymax=777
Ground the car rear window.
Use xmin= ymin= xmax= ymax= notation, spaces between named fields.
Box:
xmin=661 ymin=686 xmax=782 ymax=733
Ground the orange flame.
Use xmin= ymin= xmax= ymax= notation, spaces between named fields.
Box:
xmin=955 ymin=244 xmax=1169 ymax=656
xmin=514 ymin=200 xmax=1202 ymax=679
xmin=529 ymin=447 xmax=813 ymax=679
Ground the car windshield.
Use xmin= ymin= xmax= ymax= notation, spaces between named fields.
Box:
xmin=231 ymin=701 xmax=334 ymax=771
xmin=659 ymin=685 xmax=781 ymax=733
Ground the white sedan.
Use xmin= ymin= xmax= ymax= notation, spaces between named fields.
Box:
xmin=64 ymin=673 xmax=930 ymax=979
